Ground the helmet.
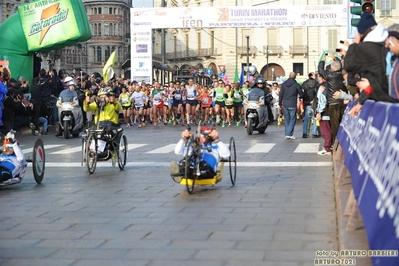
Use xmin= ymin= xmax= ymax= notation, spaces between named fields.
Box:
xmin=64 ymin=76 xmax=73 ymax=83
xmin=98 ymin=88 xmax=113 ymax=96
xmin=200 ymin=126 xmax=212 ymax=135
xmin=256 ymin=77 xmax=265 ymax=84
xmin=67 ymin=80 xmax=76 ymax=87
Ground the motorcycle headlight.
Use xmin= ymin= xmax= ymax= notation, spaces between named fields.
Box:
xmin=97 ymin=134 xmax=102 ymax=139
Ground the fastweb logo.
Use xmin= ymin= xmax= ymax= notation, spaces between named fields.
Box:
xmin=28 ymin=3 xmax=69 ymax=44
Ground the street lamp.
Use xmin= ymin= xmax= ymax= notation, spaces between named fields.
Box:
xmin=271 ymin=67 xmax=275 ymax=81
xmin=246 ymin=35 xmax=249 ymax=82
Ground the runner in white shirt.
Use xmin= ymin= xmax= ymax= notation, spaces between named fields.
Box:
xmin=130 ymin=85 xmax=146 ymax=128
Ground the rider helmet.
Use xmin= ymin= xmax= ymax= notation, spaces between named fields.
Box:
xmin=98 ymin=88 xmax=114 ymax=96
xmin=200 ymin=126 xmax=212 ymax=135
xmin=64 ymin=76 xmax=73 ymax=83
xmin=256 ymin=76 xmax=265 ymax=85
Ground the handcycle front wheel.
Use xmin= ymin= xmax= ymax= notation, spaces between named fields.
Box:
xmin=184 ymin=138 xmax=196 ymax=194
xmin=118 ymin=134 xmax=128 ymax=170
xmin=86 ymin=134 xmax=97 ymax=174
xmin=229 ymin=137 xmax=237 ymax=185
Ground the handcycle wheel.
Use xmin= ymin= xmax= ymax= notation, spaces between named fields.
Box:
xmin=229 ymin=137 xmax=237 ymax=185
xmin=81 ymin=134 xmax=87 ymax=166
xmin=32 ymin=138 xmax=45 ymax=184
xmin=86 ymin=134 xmax=97 ymax=174
xmin=184 ymin=138 xmax=196 ymax=194
xmin=118 ymin=134 xmax=128 ymax=170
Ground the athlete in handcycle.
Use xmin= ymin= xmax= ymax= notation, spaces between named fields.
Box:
xmin=82 ymin=87 xmax=128 ymax=174
xmin=170 ymin=124 xmax=237 ymax=194
xmin=0 ymin=131 xmax=46 ymax=187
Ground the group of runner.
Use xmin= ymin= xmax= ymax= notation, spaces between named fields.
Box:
xmin=118 ymin=77 xmax=254 ymax=128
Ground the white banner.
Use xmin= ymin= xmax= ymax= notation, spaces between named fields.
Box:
xmin=130 ymin=27 xmax=152 ymax=84
xmin=131 ymin=5 xmax=348 ymax=29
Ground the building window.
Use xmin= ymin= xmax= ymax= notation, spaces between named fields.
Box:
xmin=210 ymin=30 xmax=214 ymax=51
xmin=96 ymin=46 xmax=102 ymax=62
xmin=98 ymin=7 xmax=102 ymax=14
xmin=109 ymin=7 xmax=112 ymax=14
xmin=293 ymin=63 xmax=303 ymax=76
xmin=185 ymin=34 xmax=189 ymax=57
xmin=105 ymin=46 xmax=111 ymax=60
xmin=197 ymin=32 xmax=201 ymax=53
xmin=379 ymin=0 xmax=395 ymax=17
xmin=173 ymin=36 xmax=177 ymax=56
xmin=293 ymin=28 xmax=303 ymax=46
xmin=327 ymin=29 xmax=338 ymax=52
xmin=98 ymin=23 xmax=102 ymax=36
xmin=267 ymin=28 xmax=277 ymax=46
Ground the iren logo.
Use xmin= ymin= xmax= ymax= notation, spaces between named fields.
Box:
xmin=28 ymin=3 xmax=68 ymax=44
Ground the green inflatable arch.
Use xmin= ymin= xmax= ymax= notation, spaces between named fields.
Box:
xmin=0 ymin=0 xmax=91 ymax=83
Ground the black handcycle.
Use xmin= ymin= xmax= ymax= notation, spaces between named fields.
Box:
xmin=81 ymin=126 xmax=128 ymax=174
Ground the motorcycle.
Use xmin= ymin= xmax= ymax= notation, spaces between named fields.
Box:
xmin=245 ymin=88 xmax=271 ymax=135
xmin=57 ymin=94 xmax=84 ymax=139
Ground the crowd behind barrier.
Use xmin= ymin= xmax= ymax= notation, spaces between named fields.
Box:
xmin=337 ymin=100 xmax=399 ymax=266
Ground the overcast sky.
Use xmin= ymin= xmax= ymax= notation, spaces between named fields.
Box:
xmin=132 ymin=0 xmax=154 ymax=8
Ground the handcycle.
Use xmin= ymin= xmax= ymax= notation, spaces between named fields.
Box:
xmin=0 ymin=133 xmax=46 ymax=187
xmin=173 ymin=124 xmax=237 ymax=194
xmin=81 ymin=124 xmax=128 ymax=174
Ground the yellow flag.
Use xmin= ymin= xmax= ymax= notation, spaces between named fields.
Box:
xmin=103 ymin=51 xmax=116 ymax=83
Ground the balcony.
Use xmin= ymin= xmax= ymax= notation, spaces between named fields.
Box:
xmin=237 ymin=46 xmax=258 ymax=58
xmin=154 ymin=48 xmax=219 ymax=62
xmin=263 ymin=45 xmax=283 ymax=57
xmin=289 ymin=45 xmax=309 ymax=57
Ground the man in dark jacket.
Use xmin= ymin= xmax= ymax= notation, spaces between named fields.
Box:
xmin=318 ymin=58 xmax=347 ymax=141
xmin=301 ymin=72 xmax=318 ymax=138
xmin=279 ymin=72 xmax=303 ymax=139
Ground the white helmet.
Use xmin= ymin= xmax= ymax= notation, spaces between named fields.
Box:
xmin=64 ymin=76 xmax=73 ymax=83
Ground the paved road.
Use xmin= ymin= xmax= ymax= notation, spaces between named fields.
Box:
xmin=0 ymin=123 xmax=338 ymax=266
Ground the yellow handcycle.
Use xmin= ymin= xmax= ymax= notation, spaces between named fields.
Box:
xmin=172 ymin=125 xmax=237 ymax=194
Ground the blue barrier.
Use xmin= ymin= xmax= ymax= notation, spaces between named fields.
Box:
xmin=337 ymin=100 xmax=399 ymax=266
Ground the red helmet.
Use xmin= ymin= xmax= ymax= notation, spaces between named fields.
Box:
xmin=200 ymin=126 xmax=212 ymax=135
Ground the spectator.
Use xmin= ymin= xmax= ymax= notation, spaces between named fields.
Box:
xmin=344 ymin=12 xmax=399 ymax=114
xmin=0 ymin=82 xmax=7 ymax=127
xmin=301 ymin=72 xmax=318 ymax=138
xmin=351 ymin=36 xmax=399 ymax=116
xmin=315 ymin=74 xmax=332 ymax=156
xmin=318 ymin=57 xmax=347 ymax=141
xmin=13 ymin=94 xmax=31 ymax=132
xmin=30 ymin=77 xmax=42 ymax=133
xmin=279 ymin=72 xmax=303 ymax=140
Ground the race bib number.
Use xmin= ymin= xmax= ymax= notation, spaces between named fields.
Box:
xmin=121 ymin=98 xmax=129 ymax=104
xmin=234 ymin=93 xmax=241 ymax=99
xmin=90 ymin=139 xmax=106 ymax=153
xmin=202 ymin=97 xmax=209 ymax=104
xmin=216 ymin=93 xmax=223 ymax=100
xmin=226 ymin=98 xmax=233 ymax=105
xmin=174 ymin=94 xmax=182 ymax=100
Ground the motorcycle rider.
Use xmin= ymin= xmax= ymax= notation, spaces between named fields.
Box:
xmin=0 ymin=131 xmax=27 ymax=184
xmin=83 ymin=86 xmax=122 ymax=128
xmin=170 ymin=126 xmax=230 ymax=183
xmin=55 ymin=80 xmax=79 ymax=137
xmin=251 ymin=76 xmax=274 ymax=123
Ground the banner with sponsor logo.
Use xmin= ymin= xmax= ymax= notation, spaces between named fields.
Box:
xmin=130 ymin=27 xmax=152 ymax=84
xmin=18 ymin=0 xmax=91 ymax=52
xmin=131 ymin=5 xmax=347 ymax=29
xmin=337 ymin=101 xmax=399 ymax=266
